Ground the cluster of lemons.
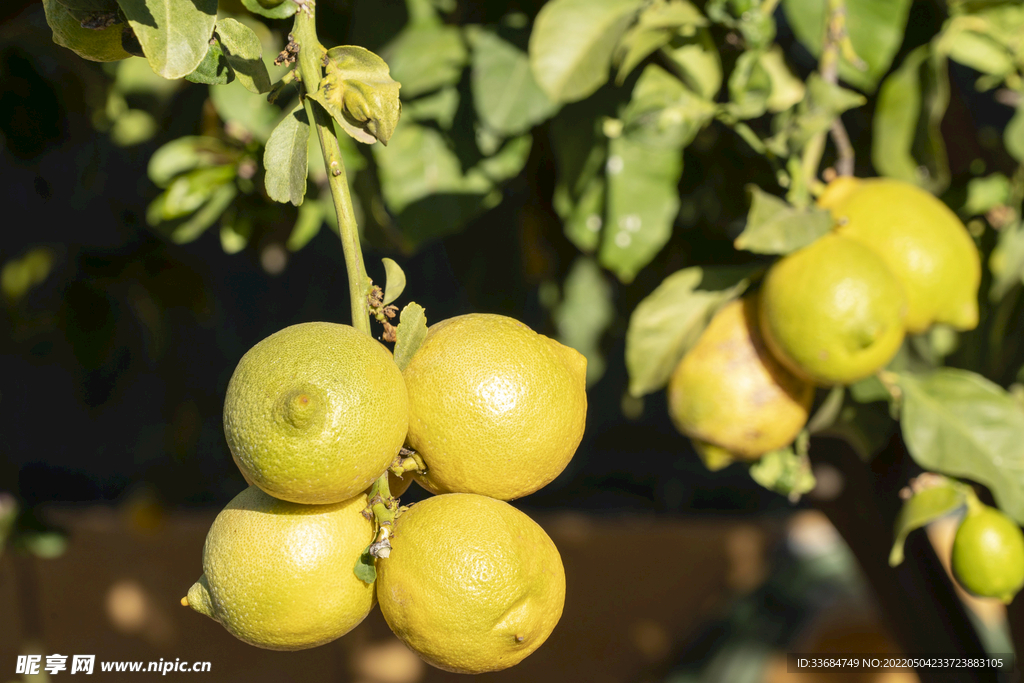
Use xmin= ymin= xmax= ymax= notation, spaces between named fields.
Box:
xmin=667 ymin=177 xmax=1024 ymax=601
xmin=182 ymin=313 xmax=587 ymax=673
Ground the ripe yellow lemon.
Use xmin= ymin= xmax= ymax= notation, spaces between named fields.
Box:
xmin=223 ymin=322 xmax=408 ymax=505
xmin=667 ymin=297 xmax=814 ymax=459
xmin=819 ymin=177 xmax=981 ymax=333
xmin=758 ymin=233 xmax=908 ymax=385
xmin=376 ymin=493 xmax=565 ymax=673
xmin=952 ymin=504 xmax=1024 ymax=604
xmin=182 ymin=486 xmax=376 ymax=650
xmin=402 ymin=314 xmax=587 ymax=501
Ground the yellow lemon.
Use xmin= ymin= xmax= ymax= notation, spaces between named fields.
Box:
xmin=952 ymin=504 xmax=1024 ymax=604
xmin=402 ymin=314 xmax=587 ymax=501
xmin=183 ymin=486 xmax=376 ymax=650
xmin=223 ymin=322 xmax=408 ymax=505
xmin=377 ymin=493 xmax=565 ymax=673
xmin=819 ymin=177 xmax=981 ymax=333
xmin=667 ymin=297 xmax=814 ymax=459
xmin=758 ymin=233 xmax=908 ymax=385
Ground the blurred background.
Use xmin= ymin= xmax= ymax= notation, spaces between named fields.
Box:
xmin=1 ymin=0 xmax=1022 ymax=680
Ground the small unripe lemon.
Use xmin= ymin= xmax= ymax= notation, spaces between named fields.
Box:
xmin=951 ymin=504 xmax=1024 ymax=604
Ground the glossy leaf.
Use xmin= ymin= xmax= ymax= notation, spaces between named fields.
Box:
xmin=117 ymin=0 xmax=217 ymax=79
xmin=240 ymin=0 xmax=296 ymax=20
xmin=381 ymin=258 xmax=406 ymax=306
xmin=889 ymin=482 xmax=967 ymax=566
xmin=393 ymin=302 xmax=428 ymax=371
xmin=264 ymin=105 xmax=309 ymax=206
xmin=897 ymin=368 xmax=1024 ymax=525
xmin=468 ymin=26 xmax=559 ymax=136
xmin=216 ymin=18 xmax=271 ymax=94
xmin=381 ymin=24 xmax=467 ymax=98
xmin=529 ymin=0 xmax=645 ymax=103
xmin=315 ymin=46 xmax=402 ymax=146
xmin=734 ymin=186 xmax=833 ymax=254
xmin=625 ymin=265 xmax=751 ymax=396
xmin=553 ymin=256 xmax=614 ymax=386
xmin=44 ymin=0 xmax=131 ymax=62
xmin=782 ymin=0 xmax=913 ymax=92
xmin=872 ymin=45 xmax=950 ymax=194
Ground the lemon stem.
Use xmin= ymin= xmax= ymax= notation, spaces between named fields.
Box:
xmin=366 ymin=474 xmax=398 ymax=557
xmin=293 ymin=5 xmax=372 ymax=337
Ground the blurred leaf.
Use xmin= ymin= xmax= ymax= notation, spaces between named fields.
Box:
xmin=210 ymin=79 xmax=279 ymax=141
xmin=217 ymin=17 xmax=271 ymax=94
xmin=403 ymin=86 xmax=459 ymax=128
xmin=317 ymin=46 xmax=402 ymax=146
xmin=476 ymin=135 xmax=532 ymax=182
xmin=850 ymin=375 xmax=891 ymax=403
xmin=620 ymin=63 xmax=715 ymax=147
xmin=118 ymin=0 xmax=217 ymax=79
xmin=393 ymin=302 xmax=428 ymax=371
xmin=558 ymin=176 xmax=605 ymax=252
xmin=554 ymin=256 xmax=614 ymax=385
xmin=599 ymin=134 xmax=682 ymax=282
xmin=382 ymin=23 xmax=467 ymax=98
xmin=614 ymin=0 xmax=707 ymax=84
xmin=897 ymin=368 xmax=1024 ymax=526
xmin=550 ymin=111 xmax=608 ymax=251
xmin=468 ymin=26 xmax=559 ymax=136
xmin=963 ymin=173 xmax=1010 ymax=215
xmin=1006 ymin=105 xmax=1024 ymax=165
xmin=381 ymin=258 xmax=406 ymax=306
xmin=782 ymin=0 xmax=913 ymax=92
xmin=989 ymin=219 xmax=1024 ymax=301
xmin=625 ymin=265 xmax=751 ymax=396
xmin=43 ymin=0 xmax=131 ymax=62
xmin=240 ymin=0 xmax=296 ymax=19
xmin=661 ymin=28 xmax=721 ymax=101
xmin=354 ymin=550 xmax=376 ymax=584
xmin=286 ymin=200 xmax=323 ymax=251
xmin=760 ymin=46 xmax=805 ymax=113
xmin=938 ymin=22 xmax=1014 ymax=78
xmin=22 ymin=530 xmax=68 ymax=559
xmin=166 ymin=184 xmax=237 ymax=244
xmin=889 ymin=481 xmax=967 ymax=566
xmin=734 ymin=186 xmax=833 ymax=254
xmin=154 ymin=165 xmax=236 ymax=220
xmin=111 ymin=109 xmax=157 ymax=146
xmin=726 ymin=50 xmax=771 ymax=120
xmin=749 ymin=444 xmax=816 ymax=502
xmin=184 ymin=35 xmax=233 ymax=85
xmin=872 ymin=44 xmax=950 ymax=194
xmin=219 ymin=208 xmax=251 ymax=254
xmin=148 ymin=136 xmax=237 ymax=187
xmin=529 ymin=0 xmax=645 ymax=103
xmin=264 ymin=105 xmax=309 ymax=206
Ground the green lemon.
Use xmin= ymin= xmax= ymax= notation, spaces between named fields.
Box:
xmin=223 ymin=322 xmax=408 ymax=505
xmin=951 ymin=504 xmax=1024 ymax=604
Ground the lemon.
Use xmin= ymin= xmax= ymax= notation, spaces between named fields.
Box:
xmin=668 ymin=297 xmax=814 ymax=459
xmin=952 ymin=504 xmax=1024 ymax=604
xmin=758 ymin=233 xmax=908 ymax=385
xmin=223 ymin=322 xmax=408 ymax=505
xmin=377 ymin=493 xmax=565 ymax=673
xmin=819 ymin=177 xmax=981 ymax=333
xmin=42 ymin=0 xmax=132 ymax=62
xmin=182 ymin=486 xmax=376 ymax=650
xmin=402 ymin=314 xmax=587 ymax=501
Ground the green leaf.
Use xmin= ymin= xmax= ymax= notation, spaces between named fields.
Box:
xmin=939 ymin=23 xmax=1014 ymax=78
xmin=1006 ymin=105 xmax=1024 ymax=165
xmin=353 ymin=549 xmax=376 ymax=584
xmin=286 ymin=200 xmax=323 ymax=251
xmin=468 ymin=26 xmax=559 ymax=136
xmin=381 ymin=24 xmax=467 ymax=99
xmin=550 ymin=111 xmax=608 ymax=251
xmin=553 ymin=256 xmax=615 ymax=386
xmin=153 ymin=165 xmax=236 ymax=220
xmin=55 ymin=0 xmax=120 ymax=13
xmin=529 ymin=0 xmax=646 ymax=103
xmin=210 ymin=79 xmax=279 ymax=141
xmin=148 ymin=136 xmax=237 ymax=187
xmin=620 ymin=63 xmax=716 ymax=147
xmin=559 ymin=175 xmax=605 ymax=253
xmin=782 ymin=0 xmax=913 ymax=92
xmin=625 ymin=265 xmax=751 ymax=396
xmin=43 ymin=0 xmax=131 ymax=62
xmin=381 ymin=258 xmax=406 ymax=306
xmin=184 ymin=35 xmax=233 ymax=85
xmin=162 ymin=183 xmax=238 ymax=244
xmin=872 ymin=45 xmax=951 ymax=194
xmin=613 ymin=0 xmax=708 ymax=84
xmin=476 ymin=134 xmax=532 ymax=183
xmin=403 ymin=86 xmax=459 ymax=129
xmin=963 ymin=173 xmax=1010 ymax=216
xmin=989 ymin=219 xmax=1024 ymax=301
xmin=897 ymin=368 xmax=1024 ymax=526
xmin=748 ymin=444 xmax=816 ymax=502
xmin=219 ymin=208 xmax=252 ymax=254
xmin=660 ymin=28 xmax=721 ymax=101
xmin=264 ymin=105 xmax=309 ymax=206
xmin=393 ymin=302 xmax=428 ymax=371
xmin=314 ymin=46 xmax=402 ymax=146
xmin=240 ymin=0 xmax=296 ymax=20
xmin=117 ymin=0 xmax=217 ymax=79
xmin=734 ymin=186 xmax=834 ymax=254
xmin=216 ymin=17 xmax=271 ymax=94
xmin=726 ymin=49 xmax=771 ymax=120
xmin=760 ymin=46 xmax=805 ymax=113
xmin=889 ymin=482 xmax=967 ymax=566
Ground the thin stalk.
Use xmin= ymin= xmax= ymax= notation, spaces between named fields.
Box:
xmin=292 ymin=8 xmax=371 ymax=336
